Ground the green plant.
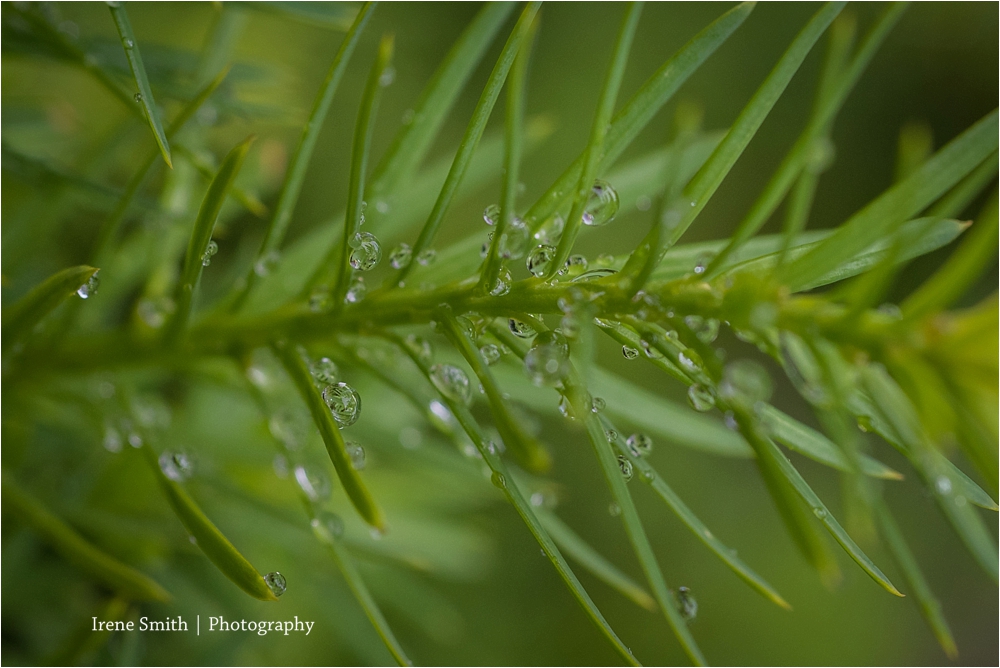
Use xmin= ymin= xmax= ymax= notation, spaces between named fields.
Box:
xmin=2 ymin=2 xmax=997 ymax=665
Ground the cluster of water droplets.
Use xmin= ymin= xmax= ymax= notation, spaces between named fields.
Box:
xmin=349 ymin=231 xmax=381 ymax=271
xmin=77 ymin=271 xmax=100 ymax=299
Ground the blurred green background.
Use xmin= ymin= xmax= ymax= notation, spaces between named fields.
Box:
xmin=2 ymin=2 xmax=997 ymax=666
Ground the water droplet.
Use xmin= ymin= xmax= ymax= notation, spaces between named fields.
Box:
xmin=491 ymin=471 xmax=507 ymax=490
xmin=572 ymin=268 xmax=617 ymax=283
xmin=201 ymin=239 xmax=218 ymax=267
xmin=272 ymin=454 xmax=289 ymax=478
xmin=254 ymin=250 xmax=281 ymax=277
xmin=676 ymin=587 xmax=697 ymax=622
xmin=812 ymin=507 xmax=828 ymax=520
xmin=264 ymin=571 xmax=286 ymax=597
xmin=877 ymin=303 xmax=903 ymax=320
xmin=269 ymin=411 xmax=300 ymax=449
xmin=622 ymin=345 xmax=639 ymax=360
xmin=526 ymin=244 xmax=557 ymax=276
xmin=483 ymin=203 xmax=500 ymax=226
xmin=379 ymin=66 xmax=395 ymax=87
xmin=103 ymin=424 xmax=123 ymax=453
xmin=856 ymin=415 xmax=874 ymax=433
xmin=558 ymin=254 xmax=588 ymax=277
xmin=534 ymin=215 xmax=565 ymax=244
xmin=497 ymin=218 xmax=529 ymax=260
xmin=639 ymin=338 xmax=663 ymax=360
xmin=636 ymin=195 xmax=652 ymax=212
xmin=618 ymin=455 xmax=634 ymax=481
xmin=684 ymin=315 xmax=719 ymax=344
xmin=77 ymin=271 xmax=100 ymax=299
xmin=416 ymin=248 xmax=436 ymax=266
xmin=159 ymin=450 xmax=193 ymax=481
xmin=389 ymin=243 xmax=412 ymax=269
xmin=405 ymin=334 xmax=433 ymax=364
xmin=608 ymin=502 xmax=622 ymax=517
xmin=124 ymin=38 xmax=134 ymax=48
xmin=935 ymin=476 xmax=952 ymax=495
xmin=508 ymin=318 xmax=536 ymax=339
xmin=429 ymin=364 xmax=472 ymax=405
xmin=318 ymin=511 xmax=345 ymax=539
xmin=591 ymin=396 xmax=606 ymax=413
xmin=626 ymin=433 xmax=653 ymax=456
xmin=349 ymin=232 xmax=381 ymax=271
xmin=322 ymin=382 xmax=361 ymax=427
xmin=687 ymin=384 xmax=715 ymax=412
xmin=345 ymin=441 xmax=366 ymax=470
xmin=692 ymin=252 xmax=714 ymax=275
xmin=137 ymin=296 xmax=174 ymax=328
xmin=480 ymin=343 xmax=501 ymax=366
xmin=310 ymin=357 xmax=339 ymax=385
xmin=294 ymin=465 xmax=331 ymax=501
xmin=490 ymin=267 xmax=512 ymax=296
xmin=724 ymin=411 xmax=738 ymax=430
xmin=524 ymin=331 xmax=569 ymax=386
xmin=581 ymin=179 xmax=619 ymax=227
xmin=309 ymin=287 xmax=333 ymax=312
xmin=719 ymin=360 xmax=772 ymax=409
xmin=345 ymin=276 xmax=366 ymax=303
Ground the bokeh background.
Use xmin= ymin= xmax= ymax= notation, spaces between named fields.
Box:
xmin=2 ymin=2 xmax=997 ymax=665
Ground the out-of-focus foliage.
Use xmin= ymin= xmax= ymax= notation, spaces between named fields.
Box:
xmin=2 ymin=2 xmax=997 ymax=666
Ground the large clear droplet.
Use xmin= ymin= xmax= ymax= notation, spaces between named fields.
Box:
xmin=349 ymin=232 xmax=381 ymax=271
xmin=77 ymin=271 xmax=100 ymax=299
xmin=581 ymin=179 xmax=619 ymax=227
xmin=389 ymin=243 xmax=412 ymax=269
xmin=687 ymin=384 xmax=715 ymax=412
xmin=526 ymin=244 xmax=557 ymax=277
xmin=264 ymin=571 xmax=286 ymax=597
xmin=322 ymin=382 xmax=361 ymax=426
xmin=430 ymin=364 xmax=472 ymax=405
xmin=622 ymin=345 xmax=639 ymax=360
xmin=523 ymin=331 xmax=569 ymax=386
